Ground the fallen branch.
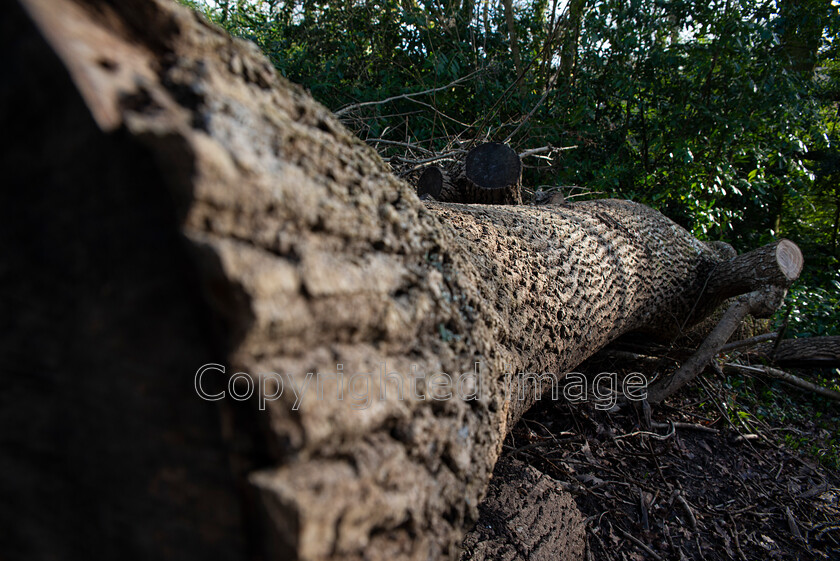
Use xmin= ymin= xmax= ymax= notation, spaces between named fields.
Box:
xmin=651 ymin=421 xmax=719 ymax=434
xmin=518 ymin=144 xmax=578 ymax=159
xmin=674 ymin=492 xmax=698 ymax=531
xmin=719 ymin=332 xmax=779 ymax=354
xmin=365 ymin=138 xmax=436 ymax=156
xmin=335 ymin=70 xmax=482 ymax=116
xmin=617 ymin=527 xmax=664 ymax=561
xmin=648 ymin=286 xmax=791 ymax=404
xmin=724 ymin=363 xmax=840 ymax=401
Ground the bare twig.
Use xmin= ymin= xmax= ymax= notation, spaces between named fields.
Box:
xmin=728 ymin=513 xmax=748 ymax=561
xmin=504 ymin=85 xmax=553 ymax=143
xmin=335 ymin=71 xmax=482 ymax=116
xmin=364 ymin=138 xmax=436 ymax=156
xmin=617 ymin=527 xmax=664 ymax=561
xmin=719 ymin=332 xmax=779 ymax=353
xmin=651 ymin=421 xmax=719 ymax=434
xmin=675 ymin=493 xmax=698 ymax=531
xmin=391 ymin=151 xmax=466 ymax=167
xmin=567 ymin=191 xmax=605 ymax=199
xmin=518 ymin=144 xmax=578 ymax=159
xmin=724 ymin=363 xmax=840 ymax=401
xmin=614 ymin=421 xmax=676 ymax=441
xmin=639 ymin=488 xmax=650 ymax=531
xmin=785 ymin=506 xmax=804 ymax=542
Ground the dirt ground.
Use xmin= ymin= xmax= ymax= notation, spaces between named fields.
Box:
xmin=498 ymin=365 xmax=840 ymax=560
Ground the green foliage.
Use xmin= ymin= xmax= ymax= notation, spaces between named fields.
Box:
xmin=782 ymin=273 xmax=840 ymax=337
xmin=180 ymin=0 xmax=840 ymax=336
xmin=713 ymin=372 xmax=840 ymax=471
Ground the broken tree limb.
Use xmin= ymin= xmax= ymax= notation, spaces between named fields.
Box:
xmin=698 ymin=240 xmax=803 ymax=314
xmin=677 ymin=239 xmax=803 ymax=328
xmin=1 ymin=0 xmax=809 ymax=559
xmin=645 ymin=240 xmax=804 ymax=405
xmin=647 ymin=287 xmax=790 ymax=404
xmin=724 ymin=363 xmax=840 ymax=401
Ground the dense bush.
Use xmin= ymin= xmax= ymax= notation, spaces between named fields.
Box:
xmin=181 ymin=0 xmax=839 ymax=336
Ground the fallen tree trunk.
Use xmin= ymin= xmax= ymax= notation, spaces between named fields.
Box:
xmin=0 ymin=1 xmax=801 ymax=560
xmin=754 ymin=336 xmax=840 ymax=368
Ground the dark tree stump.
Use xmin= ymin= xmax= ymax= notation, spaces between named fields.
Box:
xmin=417 ymin=143 xmax=522 ymax=205
xmin=417 ymin=165 xmax=455 ymax=201
xmin=460 ymin=142 xmax=522 ymax=205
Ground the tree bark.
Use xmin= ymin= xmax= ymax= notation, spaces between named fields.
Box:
xmin=560 ymin=0 xmax=585 ymax=85
xmin=754 ymin=336 xmax=840 ymax=368
xmin=2 ymin=0 xmax=801 ymax=560
xmin=502 ymin=0 xmax=523 ymax=81
xmin=460 ymin=457 xmax=585 ymax=560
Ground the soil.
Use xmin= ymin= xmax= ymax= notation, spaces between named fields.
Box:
xmin=496 ymin=367 xmax=840 ymax=560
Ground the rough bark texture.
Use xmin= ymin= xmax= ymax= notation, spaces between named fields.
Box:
xmin=647 ymin=287 xmax=788 ymax=404
xmin=705 ymin=239 xmax=802 ymax=295
xmin=459 ymin=457 xmax=585 ymax=561
xmin=2 ymin=1 xmax=800 ymax=560
xmin=685 ymin=239 xmax=803 ymax=326
xmin=647 ymin=241 xmax=802 ymax=404
xmin=754 ymin=336 xmax=840 ymax=368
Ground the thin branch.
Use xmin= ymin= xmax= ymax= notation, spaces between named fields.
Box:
xmin=617 ymin=527 xmax=665 ymax=561
xmin=719 ymin=332 xmax=779 ymax=354
xmin=614 ymin=422 xmax=676 ymax=441
xmin=518 ymin=144 xmax=578 ymax=158
xmin=364 ymin=138 xmax=436 ymax=156
xmin=335 ymin=71 xmax=482 ymax=117
xmin=392 ymin=151 xmax=466 ymax=167
xmin=651 ymin=421 xmax=719 ymax=434
xmin=567 ymin=191 xmax=605 ymax=199
xmin=724 ymin=363 xmax=840 ymax=401
xmin=504 ymin=86 xmax=553 ymax=144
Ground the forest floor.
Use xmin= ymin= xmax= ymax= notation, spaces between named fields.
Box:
xmin=503 ymin=363 xmax=840 ymax=561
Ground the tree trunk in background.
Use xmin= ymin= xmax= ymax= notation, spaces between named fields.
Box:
xmin=560 ymin=0 xmax=585 ymax=85
xmin=502 ymin=0 xmax=523 ymax=80
xmin=2 ymin=1 xmax=798 ymax=560
xmin=779 ymin=0 xmax=828 ymax=75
